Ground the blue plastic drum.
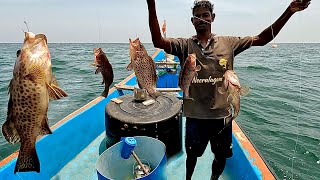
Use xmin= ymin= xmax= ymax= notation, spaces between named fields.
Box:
xmin=96 ymin=136 xmax=167 ymax=180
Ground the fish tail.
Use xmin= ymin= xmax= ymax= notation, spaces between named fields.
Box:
xmin=14 ymin=143 xmax=40 ymax=173
xmin=2 ymin=120 xmax=21 ymax=144
xmin=154 ymin=91 xmax=162 ymax=98
xmin=101 ymin=85 xmax=110 ymax=97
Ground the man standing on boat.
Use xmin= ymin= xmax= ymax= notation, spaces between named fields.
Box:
xmin=145 ymin=0 xmax=311 ymax=179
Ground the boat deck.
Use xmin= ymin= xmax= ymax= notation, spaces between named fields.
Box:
xmin=53 ymin=117 xmax=228 ymax=180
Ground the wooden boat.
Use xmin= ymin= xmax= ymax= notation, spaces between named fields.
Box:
xmin=0 ymin=49 xmax=276 ymax=180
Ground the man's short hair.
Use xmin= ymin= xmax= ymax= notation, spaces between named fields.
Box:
xmin=192 ymin=0 xmax=214 ymax=15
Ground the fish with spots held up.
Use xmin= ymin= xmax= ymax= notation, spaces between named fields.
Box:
xmin=1 ymin=32 xmax=67 ymax=173
xmin=179 ymin=53 xmax=201 ymax=100
xmin=92 ymin=48 xmax=114 ymax=97
xmin=216 ymin=70 xmax=249 ymax=121
xmin=127 ymin=38 xmax=161 ymax=99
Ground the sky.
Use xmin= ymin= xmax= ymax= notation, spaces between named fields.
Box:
xmin=0 ymin=0 xmax=319 ymax=43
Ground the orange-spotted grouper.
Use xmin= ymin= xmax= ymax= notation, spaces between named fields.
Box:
xmin=127 ymin=38 xmax=161 ymax=99
xmin=2 ymin=32 xmax=67 ymax=173
xmin=216 ymin=70 xmax=249 ymax=121
xmin=179 ymin=53 xmax=201 ymax=100
xmin=92 ymin=48 xmax=114 ymax=97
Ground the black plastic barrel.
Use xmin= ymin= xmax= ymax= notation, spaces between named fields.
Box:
xmin=105 ymin=93 xmax=182 ymax=156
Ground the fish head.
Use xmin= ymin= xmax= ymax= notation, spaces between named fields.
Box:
xmin=93 ymin=48 xmax=107 ymax=67
xmin=15 ymin=32 xmax=51 ymax=76
xmin=13 ymin=32 xmax=52 ymax=77
xmin=224 ymin=70 xmax=241 ymax=90
xmin=185 ymin=53 xmax=197 ymax=69
xmin=21 ymin=32 xmax=49 ymax=59
xmin=129 ymin=38 xmax=148 ymax=61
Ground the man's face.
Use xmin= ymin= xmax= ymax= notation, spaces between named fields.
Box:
xmin=192 ymin=6 xmax=214 ymax=33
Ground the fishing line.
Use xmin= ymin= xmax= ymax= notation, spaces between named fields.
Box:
xmin=291 ymin=49 xmax=303 ymax=180
xmin=291 ymin=45 xmax=302 ymax=180
xmin=291 ymin=4 xmax=305 ymax=178
xmin=192 ymin=16 xmax=212 ymax=24
xmin=23 ymin=21 xmax=30 ymax=32
xmin=96 ymin=5 xmax=102 ymax=46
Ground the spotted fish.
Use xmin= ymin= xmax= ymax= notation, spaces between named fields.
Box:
xmin=179 ymin=53 xmax=201 ymax=99
xmin=92 ymin=48 xmax=114 ymax=97
xmin=216 ymin=70 xmax=249 ymax=121
xmin=1 ymin=32 xmax=67 ymax=173
xmin=127 ymin=38 xmax=160 ymax=99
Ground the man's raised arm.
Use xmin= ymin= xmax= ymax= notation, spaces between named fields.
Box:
xmin=252 ymin=0 xmax=311 ymax=46
xmin=146 ymin=0 xmax=171 ymax=52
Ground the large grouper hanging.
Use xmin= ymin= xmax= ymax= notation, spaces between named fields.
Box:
xmin=2 ymin=32 xmax=68 ymax=173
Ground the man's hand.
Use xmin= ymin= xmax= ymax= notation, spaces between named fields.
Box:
xmin=290 ymin=0 xmax=311 ymax=13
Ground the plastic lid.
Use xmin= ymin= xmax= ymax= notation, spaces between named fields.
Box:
xmin=125 ymin=137 xmax=137 ymax=147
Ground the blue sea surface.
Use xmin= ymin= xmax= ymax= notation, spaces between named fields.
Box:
xmin=0 ymin=43 xmax=319 ymax=180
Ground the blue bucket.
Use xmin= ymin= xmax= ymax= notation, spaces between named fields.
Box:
xmin=96 ymin=136 xmax=167 ymax=180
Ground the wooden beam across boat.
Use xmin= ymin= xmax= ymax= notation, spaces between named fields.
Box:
xmin=114 ymin=84 xmax=182 ymax=92
xmin=155 ymin=62 xmax=180 ymax=65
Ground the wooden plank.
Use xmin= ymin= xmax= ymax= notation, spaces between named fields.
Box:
xmin=156 ymin=87 xmax=181 ymax=92
xmin=111 ymin=98 xmax=123 ymax=104
xmin=114 ymin=84 xmax=135 ymax=90
xmin=114 ymin=84 xmax=182 ymax=92
xmin=155 ymin=62 xmax=180 ymax=65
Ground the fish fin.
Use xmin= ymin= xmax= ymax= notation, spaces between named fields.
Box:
xmin=155 ymin=91 xmax=162 ymax=98
xmin=240 ymin=85 xmax=250 ymax=96
xmin=46 ymin=83 xmax=68 ymax=100
xmin=8 ymin=79 xmax=13 ymax=94
xmin=218 ymin=86 xmax=227 ymax=94
xmin=126 ymin=62 xmax=133 ymax=71
xmin=50 ymin=76 xmax=68 ymax=97
xmin=95 ymin=67 xmax=102 ymax=74
xmin=2 ymin=97 xmax=21 ymax=144
xmin=39 ymin=116 xmax=52 ymax=136
xmin=195 ymin=65 xmax=201 ymax=71
xmin=14 ymin=145 xmax=40 ymax=173
xmin=227 ymin=94 xmax=233 ymax=103
xmin=2 ymin=119 xmax=21 ymax=144
xmin=51 ymin=74 xmax=59 ymax=87
xmin=51 ymin=84 xmax=68 ymax=98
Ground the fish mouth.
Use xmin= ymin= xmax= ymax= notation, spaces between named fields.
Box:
xmin=22 ymin=32 xmax=48 ymax=53
xmin=94 ymin=48 xmax=102 ymax=56
xmin=129 ymin=38 xmax=141 ymax=49
xmin=129 ymin=38 xmax=135 ymax=49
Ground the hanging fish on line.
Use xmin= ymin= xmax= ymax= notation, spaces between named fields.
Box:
xmin=1 ymin=32 xmax=67 ymax=173
xmin=215 ymin=70 xmax=249 ymax=121
xmin=179 ymin=53 xmax=201 ymax=100
xmin=127 ymin=38 xmax=161 ymax=99
xmin=92 ymin=48 xmax=114 ymax=97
